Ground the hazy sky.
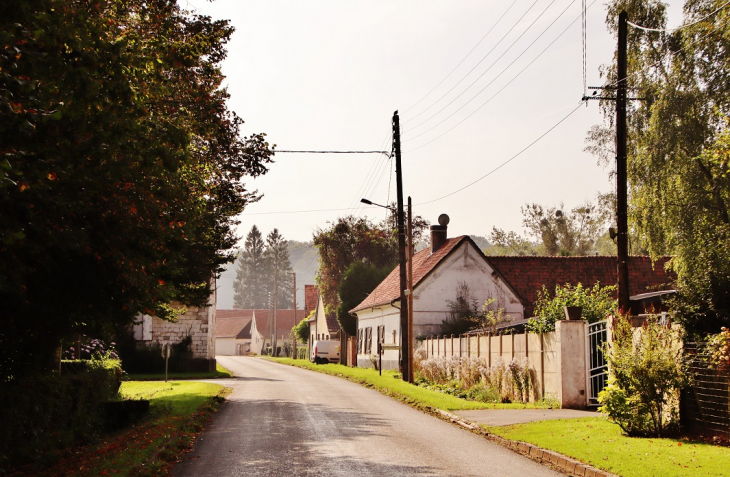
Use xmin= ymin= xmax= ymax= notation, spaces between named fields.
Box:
xmin=193 ymin=0 xmax=684 ymax=244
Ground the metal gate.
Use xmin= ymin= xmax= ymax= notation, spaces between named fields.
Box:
xmin=586 ymin=320 xmax=608 ymax=406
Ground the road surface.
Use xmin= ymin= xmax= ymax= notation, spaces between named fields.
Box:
xmin=173 ymin=356 xmax=562 ymax=476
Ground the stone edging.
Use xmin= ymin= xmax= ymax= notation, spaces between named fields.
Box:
xmin=436 ymin=410 xmax=618 ymax=477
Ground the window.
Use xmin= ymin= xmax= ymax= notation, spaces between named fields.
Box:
xmin=365 ymin=327 xmax=372 ymax=354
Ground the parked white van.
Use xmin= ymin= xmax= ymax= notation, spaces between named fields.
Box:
xmin=311 ymin=340 xmax=340 ymax=364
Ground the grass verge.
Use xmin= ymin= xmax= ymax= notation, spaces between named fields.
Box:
xmin=123 ymin=362 xmax=233 ymax=381
xmin=266 ymin=357 xmax=553 ymax=411
xmin=487 ymin=417 xmax=730 ymax=477
xmin=45 ymin=381 xmax=230 ymax=476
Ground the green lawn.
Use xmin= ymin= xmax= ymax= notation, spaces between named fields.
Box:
xmin=50 ymin=381 xmax=228 ymax=476
xmin=488 ymin=417 xmax=730 ymax=477
xmin=123 ymin=362 xmax=233 ymax=381
xmin=267 ymin=357 xmax=553 ymax=411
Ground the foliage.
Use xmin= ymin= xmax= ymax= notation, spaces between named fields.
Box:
xmin=116 ymin=332 xmax=210 ymax=374
xmin=489 ymin=194 xmax=613 ymax=256
xmin=314 ymin=214 xmax=424 ymax=330
xmin=0 ymin=0 xmax=274 ymax=378
xmin=271 ymin=357 xmax=549 ymax=410
xmin=526 ymin=282 xmax=617 ymax=333
xmin=233 ymin=225 xmax=269 ymax=308
xmin=591 ymin=0 xmax=730 ymax=332
xmin=293 ymin=315 xmax=312 ymax=344
xmin=706 ymin=326 xmax=730 ymax=374
xmin=598 ymin=315 xmax=690 ymax=437
xmin=0 ymin=356 xmax=122 ymax=469
xmin=233 ymin=226 xmax=293 ymax=309
xmin=489 ymin=417 xmax=730 ymax=477
xmin=337 ymin=260 xmax=392 ymax=336
xmin=440 ymin=283 xmax=510 ymax=335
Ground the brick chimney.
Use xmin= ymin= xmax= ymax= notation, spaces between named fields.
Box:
xmin=430 ymin=214 xmax=450 ymax=253
xmin=304 ymin=285 xmax=318 ymax=315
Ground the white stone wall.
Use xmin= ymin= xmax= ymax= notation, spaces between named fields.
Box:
xmin=149 ymin=304 xmax=215 ymax=359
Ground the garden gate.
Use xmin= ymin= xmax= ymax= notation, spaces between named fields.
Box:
xmin=586 ymin=320 xmax=608 ymax=406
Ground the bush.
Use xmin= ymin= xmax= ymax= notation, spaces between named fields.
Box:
xmin=526 ymin=282 xmax=616 ymax=333
xmin=707 ymin=327 xmax=730 ymax=374
xmin=117 ymin=333 xmax=210 ymax=373
xmin=598 ymin=315 xmax=689 ymax=437
xmin=0 ymin=356 xmax=122 ymax=469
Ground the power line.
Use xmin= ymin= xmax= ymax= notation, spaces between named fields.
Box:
xmin=402 ymin=0 xmax=521 ymax=116
xmin=276 ymin=150 xmax=390 ymax=156
xmin=627 ymin=0 xmax=730 ymax=33
xmin=242 ymin=206 xmax=391 ymax=216
xmin=405 ymin=0 xmax=576 ymax=141
xmin=417 ymin=101 xmax=585 ymax=206
xmin=404 ymin=0 xmax=543 ymax=126
xmin=406 ymin=0 xmax=596 ymax=152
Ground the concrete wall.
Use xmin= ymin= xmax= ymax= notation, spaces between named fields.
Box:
xmin=420 ymin=321 xmax=587 ymax=408
xmin=216 ymin=337 xmax=252 ymax=356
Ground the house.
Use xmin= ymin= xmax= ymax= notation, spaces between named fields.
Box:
xmin=307 ymin=289 xmax=342 ymax=362
xmin=218 ymin=308 xmax=307 ymax=355
xmin=132 ymin=286 xmax=217 ymax=370
xmin=350 ymin=219 xmax=673 ymax=370
xmin=215 ymin=309 xmax=259 ymax=356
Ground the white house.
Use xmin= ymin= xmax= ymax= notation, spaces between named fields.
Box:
xmin=350 ymin=223 xmax=523 ymax=370
xmin=350 ymin=220 xmax=675 ymax=370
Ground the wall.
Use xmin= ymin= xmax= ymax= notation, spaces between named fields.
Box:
xmin=215 ymin=338 xmax=252 ymax=356
xmin=420 ymin=321 xmax=588 ymax=409
xmin=148 ymin=304 xmax=216 ymax=360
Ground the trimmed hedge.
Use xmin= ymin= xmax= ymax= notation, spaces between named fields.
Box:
xmin=0 ymin=357 xmax=122 ymax=470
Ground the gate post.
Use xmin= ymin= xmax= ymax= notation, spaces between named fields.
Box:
xmin=555 ymin=320 xmax=588 ymax=409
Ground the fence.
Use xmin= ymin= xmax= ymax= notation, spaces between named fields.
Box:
xmin=682 ymin=343 xmax=730 ymax=437
xmin=420 ymin=331 xmax=559 ymax=403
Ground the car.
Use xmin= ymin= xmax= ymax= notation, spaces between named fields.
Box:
xmin=311 ymin=340 xmax=340 ymax=364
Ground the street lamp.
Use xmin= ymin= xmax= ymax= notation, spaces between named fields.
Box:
xmin=360 ymin=198 xmax=392 ymax=210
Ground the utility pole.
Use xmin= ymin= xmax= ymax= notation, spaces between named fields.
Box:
xmin=616 ymin=11 xmax=630 ymax=313
xmin=393 ymin=111 xmax=410 ymax=383
xmin=292 ymin=272 xmax=297 ymax=359
xmin=407 ymin=196 xmax=414 ymax=383
xmin=273 ymin=261 xmax=278 ymax=356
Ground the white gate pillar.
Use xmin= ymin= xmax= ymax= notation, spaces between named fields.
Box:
xmin=555 ymin=320 xmax=588 ymax=409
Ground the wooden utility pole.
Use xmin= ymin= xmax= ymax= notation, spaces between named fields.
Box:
xmin=407 ymin=196 xmax=414 ymax=383
xmin=616 ymin=11 xmax=630 ymax=313
xmin=273 ymin=261 xmax=278 ymax=356
xmin=393 ymin=111 xmax=410 ymax=383
xmin=292 ymin=272 xmax=297 ymax=359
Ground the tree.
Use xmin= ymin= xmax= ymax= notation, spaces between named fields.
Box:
xmin=589 ymin=0 xmax=730 ymax=332
xmin=233 ymin=226 xmax=269 ymax=309
xmin=265 ymin=228 xmax=293 ymax=309
xmin=293 ymin=315 xmax=311 ymax=344
xmin=526 ymin=282 xmax=617 ymax=333
xmin=0 ymin=0 xmax=274 ymax=378
xmin=337 ymin=261 xmax=392 ymax=336
xmin=489 ymin=195 xmax=612 ymax=256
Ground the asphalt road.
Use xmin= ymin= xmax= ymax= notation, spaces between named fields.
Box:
xmin=173 ymin=357 xmax=563 ymax=477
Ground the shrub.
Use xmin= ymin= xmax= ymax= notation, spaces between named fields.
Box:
xmin=598 ymin=315 xmax=689 ymax=437
xmin=707 ymin=327 xmax=730 ymax=374
xmin=508 ymin=357 xmax=532 ymax=403
xmin=526 ymin=282 xmax=617 ymax=333
xmin=0 ymin=355 xmax=122 ymax=469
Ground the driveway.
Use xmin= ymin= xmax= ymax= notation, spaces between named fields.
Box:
xmin=173 ymin=357 xmax=564 ymax=476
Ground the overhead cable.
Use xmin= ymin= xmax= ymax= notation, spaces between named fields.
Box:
xmin=416 ymin=102 xmax=585 ymax=206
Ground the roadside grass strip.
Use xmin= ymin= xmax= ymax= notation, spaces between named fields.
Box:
xmin=123 ymin=363 xmax=233 ymax=381
xmin=267 ymin=357 xmax=552 ymax=411
xmin=46 ymin=381 xmax=229 ymax=476
xmin=487 ymin=417 xmax=730 ymax=477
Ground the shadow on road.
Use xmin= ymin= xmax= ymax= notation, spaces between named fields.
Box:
xmin=174 ymin=399 xmax=439 ymax=476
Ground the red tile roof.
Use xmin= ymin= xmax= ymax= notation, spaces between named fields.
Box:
xmin=486 ymin=255 xmax=674 ymax=316
xmin=350 ymin=236 xmax=469 ymax=313
xmin=215 ymin=316 xmax=253 ymax=339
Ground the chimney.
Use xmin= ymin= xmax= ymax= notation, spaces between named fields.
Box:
xmin=430 ymin=214 xmax=450 ymax=253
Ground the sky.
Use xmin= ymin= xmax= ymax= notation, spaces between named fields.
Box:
xmin=192 ymin=0 xmax=684 ymax=244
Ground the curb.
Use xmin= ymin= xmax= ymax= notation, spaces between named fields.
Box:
xmin=436 ymin=409 xmax=618 ymax=477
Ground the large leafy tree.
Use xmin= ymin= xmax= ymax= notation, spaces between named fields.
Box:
xmin=590 ymin=0 xmax=730 ymax=332
xmin=337 ymin=260 xmax=392 ymax=336
xmin=489 ymin=194 xmax=613 ymax=256
xmin=0 ymin=0 xmax=273 ymax=377
xmin=233 ymin=225 xmax=269 ymax=309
